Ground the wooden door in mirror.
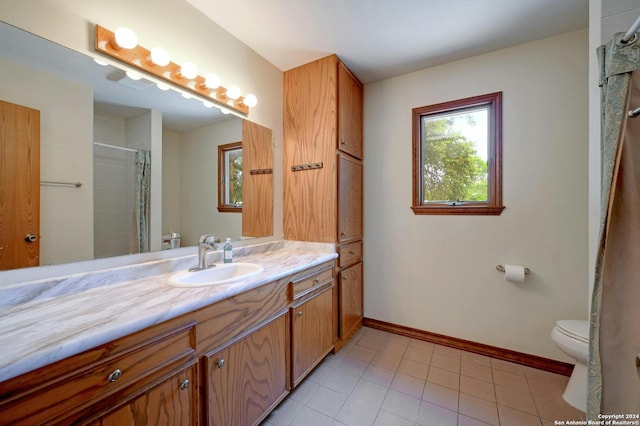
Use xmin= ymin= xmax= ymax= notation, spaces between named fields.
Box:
xmin=0 ymin=100 xmax=40 ymax=271
xmin=242 ymin=120 xmax=273 ymax=238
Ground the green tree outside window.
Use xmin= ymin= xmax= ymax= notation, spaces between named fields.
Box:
xmin=421 ymin=111 xmax=488 ymax=204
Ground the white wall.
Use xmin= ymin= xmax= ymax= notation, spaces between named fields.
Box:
xmin=162 ymin=129 xmax=182 ymax=237
xmin=0 ymin=57 xmax=94 ymax=265
xmin=364 ymin=30 xmax=589 ymax=361
xmin=588 ymin=0 xmax=602 ymax=314
xmin=93 ymin=114 xmax=133 ymax=258
xmin=601 ymin=0 xmax=640 ymax=41
xmin=179 ymin=118 xmax=243 ymax=246
xmin=0 ymin=0 xmax=283 ymax=282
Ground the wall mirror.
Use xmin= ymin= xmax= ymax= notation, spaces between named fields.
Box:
xmin=0 ymin=21 xmax=273 ymax=271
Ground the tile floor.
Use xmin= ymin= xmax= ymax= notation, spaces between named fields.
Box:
xmin=262 ymin=326 xmax=586 ymax=426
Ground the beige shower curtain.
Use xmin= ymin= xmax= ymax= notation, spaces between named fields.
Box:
xmin=589 ymin=33 xmax=640 ymax=418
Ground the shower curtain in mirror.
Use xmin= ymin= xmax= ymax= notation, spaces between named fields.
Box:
xmin=133 ymin=149 xmax=151 ymax=253
xmin=589 ymin=32 xmax=640 ymax=418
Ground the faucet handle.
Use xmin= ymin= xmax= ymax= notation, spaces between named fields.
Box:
xmin=199 ymin=234 xmax=216 ymax=244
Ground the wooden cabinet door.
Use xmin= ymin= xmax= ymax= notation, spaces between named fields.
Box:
xmin=242 ymin=120 xmax=273 ymax=238
xmin=291 ymin=287 xmax=334 ymax=387
xmin=205 ymin=313 xmax=289 ymax=426
xmin=339 ymin=262 xmax=363 ymax=339
xmin=337 ymin=62 xmax=363 ymax=159
xmin=283 ymin=55 xmax=338 ymax=243
xmin=99 ymin=363 xmax=198 ymax=426
xmin=0 ymin=100 xmax=40 ymax=270
xmin=338 ymin=153 xmax=363 ymax=243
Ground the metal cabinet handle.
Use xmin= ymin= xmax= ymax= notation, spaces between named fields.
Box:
xmin=340 ymin=232 xmax=346 ymax=237
xmin=24 ymin=233 xmax=38 ymax=243
xmin=216 ymin=359 xmax=225 ymax=369
xmin=636 ymin=353 xmax=640 ymax=368
xmin=107 ymin=369 xmax=122 ymax=383
xmin=349 ymin=250 xmax=355 ymax=255
xmin=341 ymin=139 xmax=346 ymax=146
xmin=296 ymin=311 xmax=303 ymax=317
xmin=179 ymin=379 xmax=190 ymax=390
xmin=343 ymin=276 xmax=347 ymax=281
xmin=313 ymin=279 xmax=319 ymax=285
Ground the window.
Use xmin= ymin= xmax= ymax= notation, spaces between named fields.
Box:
xmin=218 ymin=142 xmax=243 ymax=212
xmin=412 ymin=92 xmax=504 ymax=215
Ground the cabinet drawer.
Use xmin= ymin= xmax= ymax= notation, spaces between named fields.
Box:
xmin=1 ymin=323 xmax=196 ymax=426
xmin=337 ymin=242 xmax=362 ymax=268
xmin=290 ymin=268 xmax=334 ymax=300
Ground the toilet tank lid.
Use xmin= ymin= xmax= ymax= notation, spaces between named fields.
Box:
xmin=557 ymin=320 xmax=589 ymax=342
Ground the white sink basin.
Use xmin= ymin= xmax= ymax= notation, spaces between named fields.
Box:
xmin=168 ymin=263 xmax=264 ymax=287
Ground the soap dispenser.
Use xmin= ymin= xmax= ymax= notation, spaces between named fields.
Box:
xmin=223 ymin=238 xmax=233 ymax=263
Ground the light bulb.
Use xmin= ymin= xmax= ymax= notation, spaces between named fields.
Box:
xmin=179 ymin=62 xmax=198 ymax=80
xmin=204 ymin=73 xmax=220 ymax=89
xmin=157 ymin=82 xmax=170 ymax=91
xmin=126 ymin=70 xmax=142 ymax=80
xmin=114 ymin=27 xmax=137 ymax=49
xmin=182 ymin=93 xmax=192 ymax=99
xmin=203 ymin=101 xmax=214 ymax=108
xmin=226 ymin=85 xmax=241 ymax=100
xmin=93 ymin=58 xmax=109 ymax=66
xmin=149 ymin=47 xmax=170 ymax=66
xmin=221 ymin=108 xmax=230 ymax=115
xmin=243 ymin=94 xmax=258 ymax=107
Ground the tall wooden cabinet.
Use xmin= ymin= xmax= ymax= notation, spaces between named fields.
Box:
xmin=284 ymin=55 xmax=364 ymax=348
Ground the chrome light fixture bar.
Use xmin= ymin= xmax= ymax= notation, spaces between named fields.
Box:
xmin=94 ymin=25 xmax=257 ymax=115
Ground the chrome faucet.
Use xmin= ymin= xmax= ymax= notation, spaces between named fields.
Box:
xmin=191 ymin=234 xmax=218 ymax=271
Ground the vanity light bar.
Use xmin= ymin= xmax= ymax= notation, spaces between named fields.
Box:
xmin=94 ymin=25 xmax=252 ymax=115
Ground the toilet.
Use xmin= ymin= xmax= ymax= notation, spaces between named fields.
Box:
xmin=551 ymin=320 xmax=589 ymax=412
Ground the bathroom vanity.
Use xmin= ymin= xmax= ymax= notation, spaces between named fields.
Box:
xmin=0 ymin=242 xmax=338 ymax=426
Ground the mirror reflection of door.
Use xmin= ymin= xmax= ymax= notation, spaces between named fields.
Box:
xmin=0 ymin=99 xmax=40 ymax=270
xmin=242 ymin=120 xmax=273 ymax=238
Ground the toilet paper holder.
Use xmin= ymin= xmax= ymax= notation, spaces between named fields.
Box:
xmin=496 ymin=265 xmax=530 ymax=275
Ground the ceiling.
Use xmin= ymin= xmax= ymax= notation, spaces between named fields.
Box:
xmin=186 ymin=0 xmax=589 ymax=84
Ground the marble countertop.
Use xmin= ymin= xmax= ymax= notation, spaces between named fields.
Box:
xmin=0 ymin=241 xmax=337 ymax=382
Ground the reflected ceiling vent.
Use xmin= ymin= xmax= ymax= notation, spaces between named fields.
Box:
xmin=106 ymin=69 xmax=154 ymax=91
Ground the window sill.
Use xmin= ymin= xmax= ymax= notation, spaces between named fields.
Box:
xmin=217 ymin=206 xmax=242 ymax=213
xmin=411 ymin=205 xmax=505 ymax=216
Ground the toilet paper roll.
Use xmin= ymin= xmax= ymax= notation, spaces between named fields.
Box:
xmin=504 ymin=264 xmax=526 ymax=282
